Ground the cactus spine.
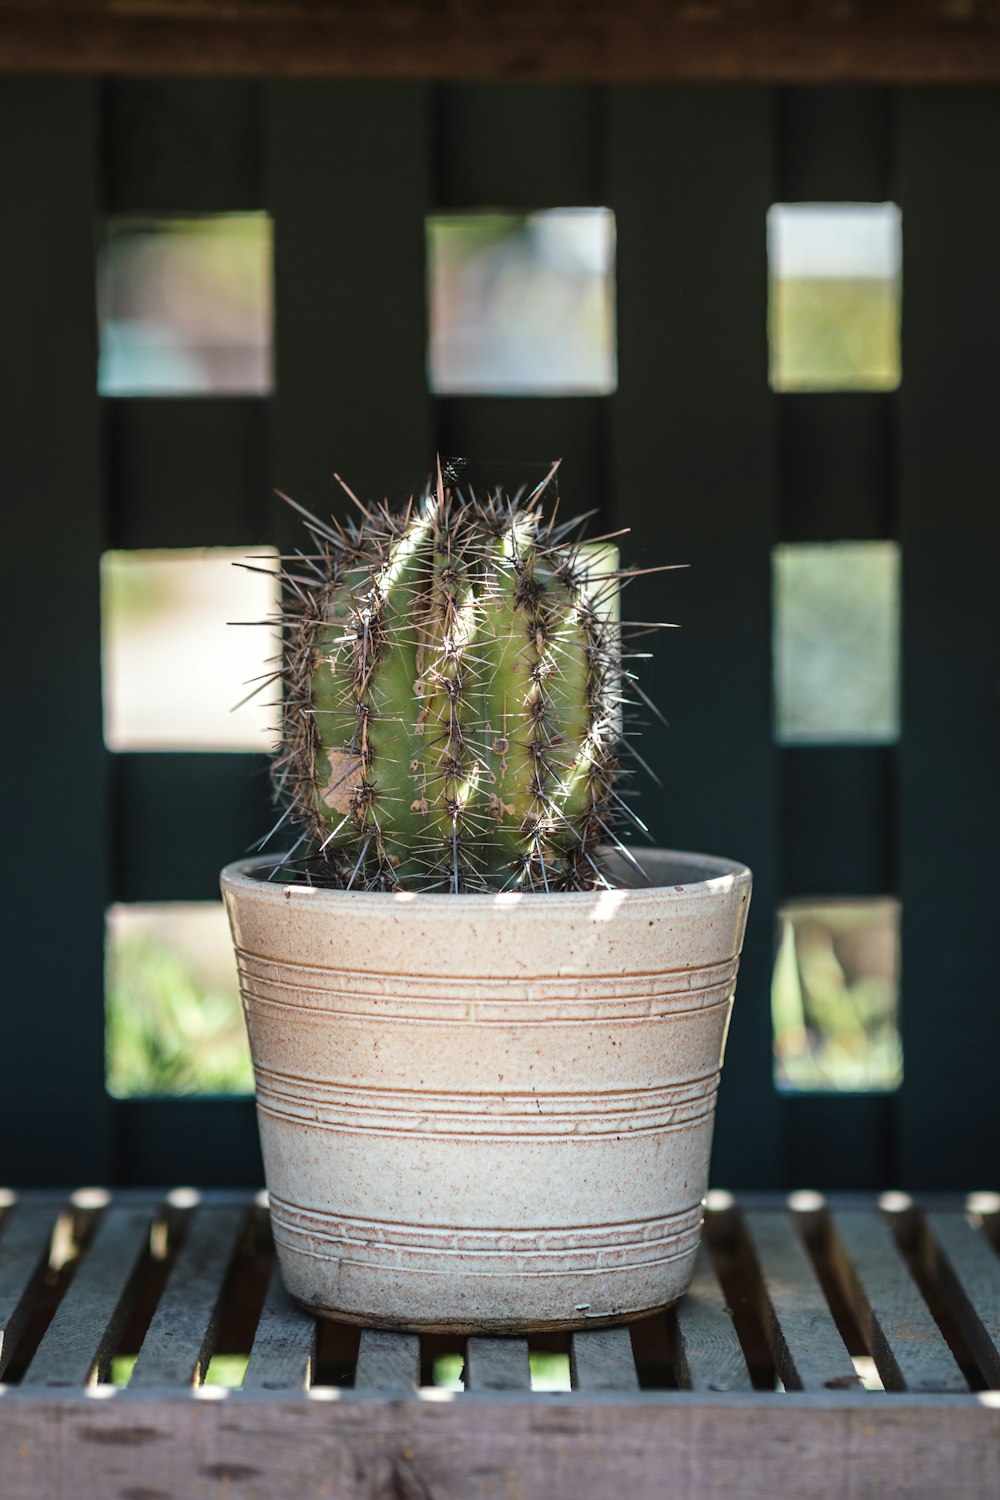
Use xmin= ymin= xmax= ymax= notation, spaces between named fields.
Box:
xmin=272 ymin=465 xmax=636 ymax=892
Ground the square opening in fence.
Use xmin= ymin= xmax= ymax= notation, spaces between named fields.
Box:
xmin=98 ymin=213 xmax=273 ymax=395
xmin=105 ymin=902 xmax=252 ymax=1097
xmin=772 ymin=898 xmax=902 ymax=1093
xmin=768 ymin=203 xmax=901 ymax=391
xmin=101 ymin=547 xmax=280 ymax=752
xmin=773 ymin=541 xmax=900 ymax=744
xmin=427 ymin=209 xmax=617 ymax=394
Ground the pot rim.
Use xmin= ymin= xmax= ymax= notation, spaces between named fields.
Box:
xmin=220 ymin=847 xmax=752 ymax=913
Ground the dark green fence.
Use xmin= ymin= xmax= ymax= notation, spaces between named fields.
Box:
xmin=3 ymin=78 xmax=997 ymax=1190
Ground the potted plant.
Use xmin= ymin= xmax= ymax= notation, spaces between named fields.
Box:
xmin=221 ymin=463 xmax=751 ymax=1333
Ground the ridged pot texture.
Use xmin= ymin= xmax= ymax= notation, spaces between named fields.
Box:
xmin=221 ymin=849 xmax=752 ymax=1333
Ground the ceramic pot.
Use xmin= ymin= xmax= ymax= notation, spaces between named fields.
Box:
xmin=220 ymin=848 xmax=751 ymax=1333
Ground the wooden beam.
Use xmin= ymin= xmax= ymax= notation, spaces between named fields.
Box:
xmin=4 ymin=3 xmax=1000 ymax=82
xmin=2 ymin=1389 xmax=1000 ymax=1500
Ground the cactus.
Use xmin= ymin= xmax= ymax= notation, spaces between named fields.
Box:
xmin=267 ymin=463 xmax=654 ymax=893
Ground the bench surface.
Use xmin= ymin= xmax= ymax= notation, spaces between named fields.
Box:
xmin=0 ymin=1189 xmax=997 ymax=1498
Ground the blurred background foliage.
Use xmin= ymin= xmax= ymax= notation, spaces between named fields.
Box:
xmin=98 ymin=213 xmax=272 ymax=395
xmin=772 ymin=899 xmax=902 ymax=1093
xmin=106 ymin=904 xmax=253 ymax=1097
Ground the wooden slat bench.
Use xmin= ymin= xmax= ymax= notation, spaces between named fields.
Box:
xmin=0 ymin=1190 xmax=998 ymax=1499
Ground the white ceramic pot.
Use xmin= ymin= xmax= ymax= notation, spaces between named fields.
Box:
xmin=221 ymin=848 xmax=751 ymax=1333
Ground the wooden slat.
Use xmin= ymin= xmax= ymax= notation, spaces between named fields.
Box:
xmin=21 ymin=1207 xmax=152 ymax=1387
xmin=464 ymin=1337 xmax=531 ymax=1391
xmin=570 ymin=1326 xmax=639 ymax=1392
xmin=674 ymin=1243 xmax=753 ymax=1393
xmin=743 ymin=1210 xmax=861 ymax=1392
xmin=242 ymin=1263 xmax=315 ymax=1391
xmin=6 ymin=3 xmax=1000 ymax=82
xmin=129 ymin=1206 xmax=246 ymax=1389
xmin=827 ymin=1209 xmax=965 ymax=1394
xmin=354 ymin=1330 xmax=420 ymax=1391
xmin=0 ymin=1204 xmax=61 ymax=1379
xmin=923 ymin=1212 xmax=1000 ymax=1388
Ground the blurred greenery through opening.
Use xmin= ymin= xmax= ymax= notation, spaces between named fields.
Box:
xmin=98 ymin=213 xmax=272 ymax=395
xmin=773 ymin=541 xmax=900 ymax=744
xmin=101 ymin=547 xmax=280 ymax=752
xmin=427 ymin=209 xmax=616 ymax=394
xmin=105 ymin=903 xmax=252 ymax=1098
xmin=773 ymin=899 xmax=902 ymax=1093
xmin=768 ymin=202 xmax=901 ymax=391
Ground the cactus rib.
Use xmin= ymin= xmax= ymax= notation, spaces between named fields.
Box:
xmin=268 ymin=465 xmax=650 ymax=893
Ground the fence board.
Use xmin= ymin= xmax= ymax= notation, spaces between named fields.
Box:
xmin=0 ymin=77 xmax=110 ymax=1186
xmin=266 ymin=80 xmax=432 ymax=529
xmin=606 ymin=83 xmax=779 ymax=1188
xmin=896 ymin=88 xmax=1000 ymax=1190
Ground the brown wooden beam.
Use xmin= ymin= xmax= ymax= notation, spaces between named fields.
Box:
xmin=3 ymin=3 xmax=1000 ymax=82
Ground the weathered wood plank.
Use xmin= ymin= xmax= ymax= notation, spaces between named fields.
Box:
xmin=21 ymin=1207 xmax=152 ymax=1387
xmin=129 ymin=1206 xmax=246 ymax=1389
xmin=570 ymin=1326 xmax=639 ymax=1392
xmin=0 ymin=1392 xmax=999 ymax=1500
xmin=923 ymin=1212 xmax=1000 ymax=1388
xmin=0 ymin=1203 xmax=61 ymax=1379
xmin=5 ymin=2 xmax=1000 ymax=82
xmin=674 ymin=1243 xmax=753 ymax=1393
xmin=827 ymin=1209 xmax=965 ymax=1394
xmin=242 ymin=1262 xmax=315 ymax=1391
xmin=743 ymin=1210 xmax=861 ymax=1392
xmin=354 ymin=1330 xmax=420 ymax=1391
xmin=464 ymin=1337 xmax=531 ymax=1391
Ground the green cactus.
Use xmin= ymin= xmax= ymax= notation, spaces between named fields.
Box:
xmin=269 ymin=464 xmax=648 ymax=893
